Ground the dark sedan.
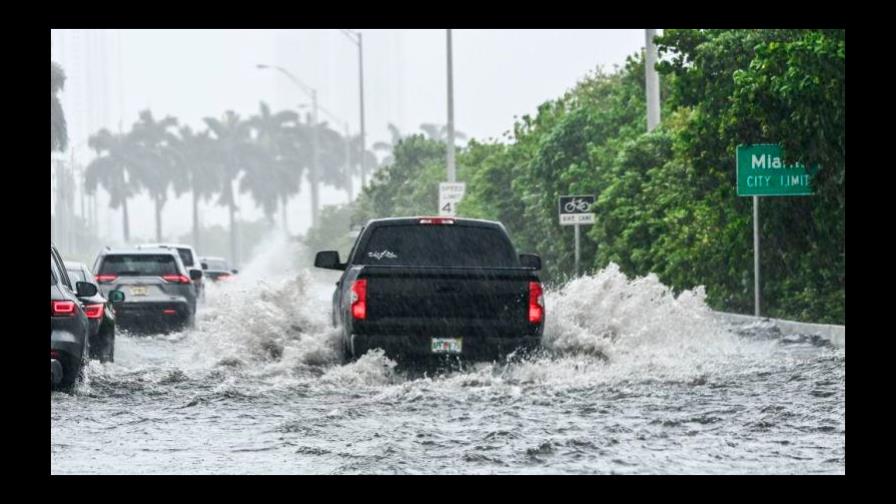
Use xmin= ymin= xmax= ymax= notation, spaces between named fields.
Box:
xmin=199 ymin=256 xmax=239 ymax=282
xmin=65 ymin=261 xmax=123 ymax=363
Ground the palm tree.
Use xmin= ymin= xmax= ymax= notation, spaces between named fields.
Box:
xmin=316 ymin=122 xmax=351 ymax=194
xmin=127 ymin=110 xmax=180 ymax=242
xmin=372 ymin=123 xmax=404 ymax=167
xmin=203 ymin=111 xmax=258 ymax=266
xmin=171 ymin=125 xmax=220 ymax=249
xmin=245 ymin=102 xmax=301 ymax=229
xmin=347 ymin=132 xmax=378 ymax=198
xmin=84 ymin=128 xmax=139 ymax=242
xmin=51 ymin=61 xmax=68 ymax=152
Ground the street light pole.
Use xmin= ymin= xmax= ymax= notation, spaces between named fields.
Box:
xmin=446 ymin=29 xmax=456 ymax=183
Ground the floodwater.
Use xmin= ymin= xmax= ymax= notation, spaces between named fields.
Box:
xmin=50 ymin=234 xmax=845 ymax=474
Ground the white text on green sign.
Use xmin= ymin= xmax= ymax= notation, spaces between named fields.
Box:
xmin=736 ymin=144 xmax=818 ymax=197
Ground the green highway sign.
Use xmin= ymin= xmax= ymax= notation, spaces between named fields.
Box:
xmin=736 ymin=144 xmax=819 ymax=197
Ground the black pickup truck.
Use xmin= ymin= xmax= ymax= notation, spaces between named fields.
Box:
xmin=315 ymin=217 xmax=545 ymax=362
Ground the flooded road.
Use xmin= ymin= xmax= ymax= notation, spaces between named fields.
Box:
xmin=50 ymin=235 xmax=845 ymax=474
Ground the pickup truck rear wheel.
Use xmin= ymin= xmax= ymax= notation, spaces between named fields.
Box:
xmin=342 ymin=337 xmax=355 ymax=364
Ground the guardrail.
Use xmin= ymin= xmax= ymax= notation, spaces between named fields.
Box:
xmin=713 ymin=311 xmax=845 ymax=348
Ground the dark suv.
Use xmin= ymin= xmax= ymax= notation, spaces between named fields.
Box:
xmin=93 ymin=248 xmax=201 ymax=333
xmin=51 ymin=244 xmax=95 ymax=388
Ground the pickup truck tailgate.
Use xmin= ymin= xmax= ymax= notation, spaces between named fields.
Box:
xmin=357 ymin=266 xmax=535 ymax=337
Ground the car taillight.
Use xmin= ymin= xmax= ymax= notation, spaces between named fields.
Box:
xmin=350 ymin=279 xmax=367 ymax=320
xmin=219 ymin=273 xmax=232 ymax=280
xmin=419 ymin=217 xmax=455 ymax=225
xmin=96 ymin=274 xmax=118 ymax=283
xmin=162 ymin=274 xmax=191 ymax=284
xmin=50 ymin=350 xmax=60 ymax=359
xmin=528 ymin=281 xmax=544 ymax=324
xmin=51 ymin=300 xmax=76 ymax=316
xmin=84 ymin=303 xmax=104 ymax=319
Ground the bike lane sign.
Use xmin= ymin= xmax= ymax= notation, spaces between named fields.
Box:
xmin=558 ymin=195 xmax=595 ymax=226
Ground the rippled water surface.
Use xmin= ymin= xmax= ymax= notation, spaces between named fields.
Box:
xmin=51 ymin=235 xmax=845 ymax=474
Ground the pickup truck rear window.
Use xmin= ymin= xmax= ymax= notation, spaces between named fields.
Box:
xmin=360 ymin=225 xmax=518 ymax=267
xmin=98 ymin=254 xmax=179 ymax=276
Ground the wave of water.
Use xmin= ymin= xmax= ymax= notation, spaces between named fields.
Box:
xmin=55 ymin=231 xmax=844 ymax=474
xmin=81 ymin=230 xmax=803 ymax=394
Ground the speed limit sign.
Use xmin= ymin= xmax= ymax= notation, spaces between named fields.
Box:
xmin=439 ymin=182 xmax=466 ymax=216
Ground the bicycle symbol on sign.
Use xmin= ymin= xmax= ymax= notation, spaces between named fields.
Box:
xmin=564 ymin=197 xmax=591 ymax=213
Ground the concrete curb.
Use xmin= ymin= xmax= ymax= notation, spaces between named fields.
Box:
xmin=713 ymin=311 xmax=845 ymax=348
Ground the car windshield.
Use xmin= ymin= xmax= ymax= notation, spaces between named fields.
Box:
xmin=99 ymin=254 xmax=179 ymax=276
xmin=360 ymin=225 xmax=519 ymax=268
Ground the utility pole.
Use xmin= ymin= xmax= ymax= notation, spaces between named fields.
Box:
xmin=339 ymin=29 xmax=367 ymax=189
xmin=645 ymin=29 xmax=661 ymax=132
xmin=357 ymin=32 xmax=367 ymax=189
xmin=344 ymin=122 xmax=353 ymax=201
xmin=446 ymin=29 xmax=456 ymax=183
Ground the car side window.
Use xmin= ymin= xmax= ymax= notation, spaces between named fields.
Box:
xmin=51 ymin=249 xmax=72 ymax=291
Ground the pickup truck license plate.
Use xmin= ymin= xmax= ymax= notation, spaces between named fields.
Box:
xmin=130 ymin=286 xmax=148 ymax=296
xmin=431 ymin=337 xmax=462 ymax=354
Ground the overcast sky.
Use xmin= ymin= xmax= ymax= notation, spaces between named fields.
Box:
xmin=51 ymin=29 xmax=648 ymax=243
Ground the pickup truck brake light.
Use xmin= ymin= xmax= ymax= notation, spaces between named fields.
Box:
xmin=351 ymin=279 xmax=367 ymax=320
xmin=528 ymin=281 xmax=544 ymax=324
xmin=418 ymin=218 xmax=455 ymax=225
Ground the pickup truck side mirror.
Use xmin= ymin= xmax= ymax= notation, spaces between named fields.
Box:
xmin=76 ymin=281 xmax=98 ymax=298
xmin=315 ymin=251 xmax=345 ymax=270
xmin=189 ymin=269 xmax=203 ymax=281
xmin=519 ymin=253 xmax=542 ymax=270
